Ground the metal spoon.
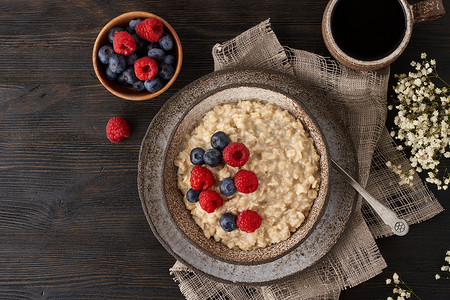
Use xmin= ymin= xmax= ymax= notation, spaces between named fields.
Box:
xmin=331 ymin=159 xmax=409 ymax=236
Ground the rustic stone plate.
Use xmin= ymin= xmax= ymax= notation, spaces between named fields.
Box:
xmin=138 ymin=69 xmax=357 ymax=285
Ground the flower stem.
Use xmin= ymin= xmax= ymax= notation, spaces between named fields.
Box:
xmin=435 ymin=74 xmax=450 ymax=87
xmin=400 ymin=278 xmax=422 ymax=300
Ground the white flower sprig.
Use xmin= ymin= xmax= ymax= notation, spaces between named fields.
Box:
xmin=388 ymin=53 xmax=450 ymax=190
xmin=386 ymin=273 xmax=421 ymax=300
xmin=435 ymin=250 xmax=450 ymax=280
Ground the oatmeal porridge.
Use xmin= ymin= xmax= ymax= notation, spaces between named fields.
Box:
xmin=174 ymin=101 xmax=321 ymax=250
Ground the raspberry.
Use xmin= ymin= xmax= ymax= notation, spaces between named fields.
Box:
xmin=113 ymin=31 xmax=136 ymax=56
xmin=136 ymin=18 xmax=164 ymax=42
xmin=134 ymin=57 xmax=158 ymax=81
xmin=222 ymin=142 xmax=250 ymax=167
xmin=237 ymin=210 xmax=262 ymax=233
xmin=234 ymin=170 xmax=258 ymax=193
xmin=199 ymin=190 xmax=223 ymax=213
xmin=190 ymin=165 xmax=214 ymax=190
xmin=106 ymin=117 xmax=130 ymax=143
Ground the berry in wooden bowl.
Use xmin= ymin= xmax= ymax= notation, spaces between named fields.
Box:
xmin=93 ymin=12 xmax=182 ymax=101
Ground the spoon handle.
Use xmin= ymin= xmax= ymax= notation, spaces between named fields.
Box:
xmin=331 ymin=159 xmax=409 ymax=236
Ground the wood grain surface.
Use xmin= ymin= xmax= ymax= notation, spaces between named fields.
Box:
xmin=0 ymin=0 xmax=449 ymax=299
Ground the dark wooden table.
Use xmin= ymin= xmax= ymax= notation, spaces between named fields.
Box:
xmin=1 ymin=1 xmax=449 ymax=299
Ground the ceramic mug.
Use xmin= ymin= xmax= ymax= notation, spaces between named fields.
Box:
xmin=322 ymin=0 xmax=446 ymax=71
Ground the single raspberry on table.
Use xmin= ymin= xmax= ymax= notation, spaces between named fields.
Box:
xmin=190 ymin=165 xmax=214 ymax=190
xmin=106 ymin=117 xmax=130 ymax=143
xmin=222 ymin=142 xmax=250 ymax=167
xmin=136 ymin=18 xmax=164 ymax=42
xmin=113 ymin=31 xmax=136 ymax=56
xmin=199 ymin=190 xmax=223 ymax=213
xmin=134 ymin=57 xmax=158 ymax=81
xmin=236 ymin=210 xmax=262 ymax=233
xmin=234 ymin=170 xmax=258 ymax=193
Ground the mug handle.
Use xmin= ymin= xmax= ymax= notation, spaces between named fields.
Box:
xmin=411 ymin=0 xmax=446 ymax=23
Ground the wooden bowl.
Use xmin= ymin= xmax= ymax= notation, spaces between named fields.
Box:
xmin=92 ymin=12 xmax=182 ymax=101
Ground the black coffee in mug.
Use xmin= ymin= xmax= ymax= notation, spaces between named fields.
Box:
xmin=331 ymin=0 xmax=406 ymax=61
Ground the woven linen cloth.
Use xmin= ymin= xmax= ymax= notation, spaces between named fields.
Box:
xmin=170 ymin=19 xmax=443 ymax=299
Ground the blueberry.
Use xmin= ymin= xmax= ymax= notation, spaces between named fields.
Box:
xmin=125 ymin=26 xmax=134 ymax=34
xmin=126 ymin=53 xmax=138 ymax=66
xmin=122 ymin=67 xmax=138 ymax=84
xmin=117 ymin=73 xmax=127 ymax=85
xmin=158 ymin=64 xmax=174 ymax=80
xmin=108 ymin=54 xmax=126 ymax=73
xmin=105 ymin=66 xmax=118 ymax=81
xmin=132 ymin=33 xmax=146 ymax=54
xmin=163 ymin=54 xmax=176 ymax=66
xmin=147 ymin=48 xmax=165 ymax=61
xmin=203 ymin=149 xmax=222 ymax=167
xmin=144 ymin=78 xmax=164 ymax=92
xmin=211 ymin=131 xmax=230 ymax=151
xmin=98 ymin=45 xmax=114 ymax=64
xmin=108 ymin=27 xmax=124 ymax=43
xmin=186 ymin=188 xmax=201 ymax=203
xmin=159 ymin=33 xmax=174 ymax=51
xmin=190 ymin=148 xmax=205 ymax=165
xmin=146 ymin=42 xmax=159 ymax=52
xmin=133 ymin=80 xmax=145 ymax=92
xmin=220 ymin=178 xmax=236 ymax=196
xmin=219 ymin=213 xmax=238 ymax=232
xmin=129 ymin=18 xmax=143 ymax=31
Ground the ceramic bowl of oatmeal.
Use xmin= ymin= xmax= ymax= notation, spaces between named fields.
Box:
xmin=172 ymin=99 xmax=325 ymax=256
xmin=138 ymin=69 xmax=357 ymax=284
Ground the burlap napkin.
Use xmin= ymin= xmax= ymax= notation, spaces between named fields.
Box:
xmin=170 ymin=19 xmax=443 ymax=299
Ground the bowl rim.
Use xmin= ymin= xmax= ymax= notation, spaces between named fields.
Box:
xmin=137 ymin=68 xmax=358 ymax=285
xmin=92 ymin=11 xmax=183 ymax=101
